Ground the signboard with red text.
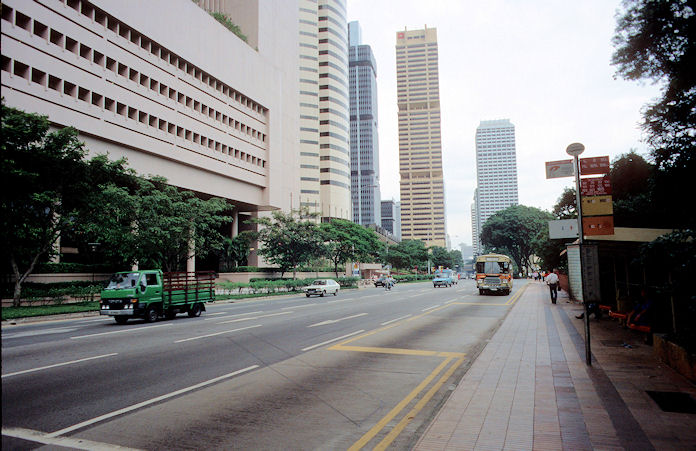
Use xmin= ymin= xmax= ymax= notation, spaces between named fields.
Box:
xmin=580 ymin=176 xmax=612 ymax=196
xmin=579 ymin=156 xmax=610 ymax=175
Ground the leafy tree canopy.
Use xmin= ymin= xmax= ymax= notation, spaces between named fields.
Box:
xmin=1 ymin=104 xmax=88 ymax=305
xmin=612 ymin=0 xmax=695 ymax=228
xmin=250 ymin=209 xmax=324 ymax=279
xmin=385 ymin=239 xmax=428 ymax=271
xmin=552 ymin=187 xmax=577 ymax=219
xmin=480 ymin=205 xmax=553 ymax=274
xmin=320 ymin=219 xmax=382 ymax=276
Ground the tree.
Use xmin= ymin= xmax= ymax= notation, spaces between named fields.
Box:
xmin=480 ymin=205 xmax=553 ymax=274
xmin=220 ymin=232 xmax=253 ymax=271
xmin=131 ymin=177 xmax=230 ymax=271
xmin=320 ymin=219 xmax=382 ymax=276
xmin=609 ymin=151 xmax=659 ymax=227
xmin=76 ymin=171 xmax=231 ymax=272
xmin=449 ymin=249 xmax=464 ymax=270
xmin=1 ymin=104 xmax=88 ymax=306
xmin=612 ymin=0 xmax=696 ymax=227
xmin=430 ymin=246 xmax=452 ymax=269
xmin=250 ymin=209 xmax=324 ymax=279
xmin=552 ymin=187 xmax=577 ymax=219
xmin=384 ymin=240 xmax=428 ymax=271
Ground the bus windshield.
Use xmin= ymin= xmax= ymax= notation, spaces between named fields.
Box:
xmin=476 ymin=261 xmax=510 ymax=274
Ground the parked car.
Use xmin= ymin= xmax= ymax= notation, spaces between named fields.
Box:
xmin=303 ymin=279 xmax=340 ymax=297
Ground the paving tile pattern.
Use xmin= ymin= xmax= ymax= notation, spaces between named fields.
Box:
xmin=415 ymin=282 xmax=696 ymax=451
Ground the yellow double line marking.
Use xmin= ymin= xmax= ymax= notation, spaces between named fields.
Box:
xmin=327 ymin=284 xmax=529 ymax=450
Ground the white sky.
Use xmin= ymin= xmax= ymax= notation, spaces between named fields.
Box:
xmin=346 ymin=0 xmax=661 ymax=249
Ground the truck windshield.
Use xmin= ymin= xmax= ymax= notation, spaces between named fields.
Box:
xmin=476 ymin=262 xmax=510 ymax=274
xmin=106 ymin=273 xmax=140 ymax=289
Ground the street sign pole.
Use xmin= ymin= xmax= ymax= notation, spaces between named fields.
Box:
xmin=566 ymin=143 xmax=592 ymax=366
xmin=567 ymin=143 xmax=591 ymax=366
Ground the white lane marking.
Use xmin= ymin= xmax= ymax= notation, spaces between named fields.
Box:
xmin=203 ymin=310 xmax=263 ymax=320
xmin=445 ymin=299 xmax=458 ymax=305
xmin=217 ymin=311 xmax=292 ymax=324
xmin=46 ymin=365 xmax=259 ymax=438
xmin=70 ymin=323 xmax=173 ymax=339
xmin=282 ymin=303 xmax=317 ymax=310
xmin=174 ymin=324 xmax=262 ymax=343
xmin=326 ymin=298 xmax=352 ymax=304
xmin=301 ymin=330 xmax=365 ymax=352
xmin=2 ymin=327 xmax=78 ymax=339
xmin=422 ymin=304 xmax=441 ymax=312
xmin=205 ymin=312 xmax=228 ymax=316
xmin=2 ymin=353 xmax=118 ymax=379
xmin=307 ymin=313 xmax=368 ymax=328
xmin=381 ymin=314 xmax=412 ymax=326
xmin=2 ymin=427 xmax=142 ymax=450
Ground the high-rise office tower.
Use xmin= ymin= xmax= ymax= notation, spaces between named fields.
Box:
xmin=348 ymin=21 xmax=381 ymax=226
xmin=381 ymin=200 xmax=401 ymax=240
xmin=471 ymin=190 xmax=480 ymax=255
xmin=298 ymin=0 xmax=350 ymax=221
xmin=298 ymin=0 xmax=321 ymax=213
xmin=472 ymin=119 xmax=519 ymax=252
xmin=395 ymin=26 xmax=446 ymax=247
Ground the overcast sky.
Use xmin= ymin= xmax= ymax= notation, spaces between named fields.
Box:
xmin=346 ymin=0 xmax=661 ymax=249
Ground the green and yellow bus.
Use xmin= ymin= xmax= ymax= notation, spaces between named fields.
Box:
xmin=475 ymin=254 xmax=513 ymax=295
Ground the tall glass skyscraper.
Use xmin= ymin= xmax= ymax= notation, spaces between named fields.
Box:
xmin=395 ymin=26 xmax=446 ymax=247
xmin=471 ymin=119 xmax=519 ymax=253
xmin=348 ymin=21 xmax=381 ymax=226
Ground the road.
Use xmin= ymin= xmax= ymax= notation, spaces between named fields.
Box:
xmin=2 ymin=279 xmax=529 ymax=450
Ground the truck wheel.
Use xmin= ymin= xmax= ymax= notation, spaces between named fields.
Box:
xmin=188 ymin=303 xmax=202 ymax=317
xmin=145 ymin=307 xmax=159 ymax=323
xmin=115 ymin=316 xmax=128 ymax=325
xmin=479 ymin=289 xmax=484 ymax=295
xmin=306 ymin=293 xmax=311 ymax=297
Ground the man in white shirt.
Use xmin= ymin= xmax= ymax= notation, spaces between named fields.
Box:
xmin=545 ymin=269 xmax=559 ymax=304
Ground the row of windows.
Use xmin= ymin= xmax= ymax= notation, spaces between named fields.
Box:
xmin=2 ymin=4 xmax=267 ymax=145
xmin=6 ymin=0 xmax=267 ymax=118
xmin=2 ymin=57 xmax=267 ymax=170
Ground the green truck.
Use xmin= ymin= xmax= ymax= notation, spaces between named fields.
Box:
xmin=100 ymin=270 xmax=215 ymax=324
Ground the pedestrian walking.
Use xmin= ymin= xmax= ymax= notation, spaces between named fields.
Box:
xmin=545 ymin=269 xmax=559 ymax=304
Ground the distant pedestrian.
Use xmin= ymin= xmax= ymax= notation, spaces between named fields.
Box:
xmin=545 ymin=269 xmax=559 ymax=304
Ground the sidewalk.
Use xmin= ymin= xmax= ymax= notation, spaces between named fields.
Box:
xmin=415 ymin=282 xmax=696 ymax=450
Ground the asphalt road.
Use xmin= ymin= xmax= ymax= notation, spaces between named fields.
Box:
xmin=2 ymin=279 xmax=529 ymax=450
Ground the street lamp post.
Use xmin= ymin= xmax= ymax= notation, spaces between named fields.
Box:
xmin=566 ymin=142 xmax=591 ymax=366
xmin=88 ymin=242 xmax=100 ymax=301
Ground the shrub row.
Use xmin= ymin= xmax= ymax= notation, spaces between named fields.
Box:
xmin=217 ymin=277 xmax=359 ymax=294
xmin=2 ymin=281 xmax=103 ymax=299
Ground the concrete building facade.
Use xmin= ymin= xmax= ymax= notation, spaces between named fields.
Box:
xmin=348 ymin=21 xmax=381 ymax=227
xmin=297 ymin=0 xmax=350 ymax=221
xmin=1 ymin=0 xmax=300 ymax=266
xmin=472 ymin=119 xmax=519 ymax=253
xmin=395 ymin=26 xmax=446 ymax=247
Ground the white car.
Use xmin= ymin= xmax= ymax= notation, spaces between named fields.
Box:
xmin=303 ymin=279 xmax=340 ymax=297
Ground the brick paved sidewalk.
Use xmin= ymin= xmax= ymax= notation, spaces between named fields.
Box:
xmin=415 ymin=281 xmax=696 ymax=450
